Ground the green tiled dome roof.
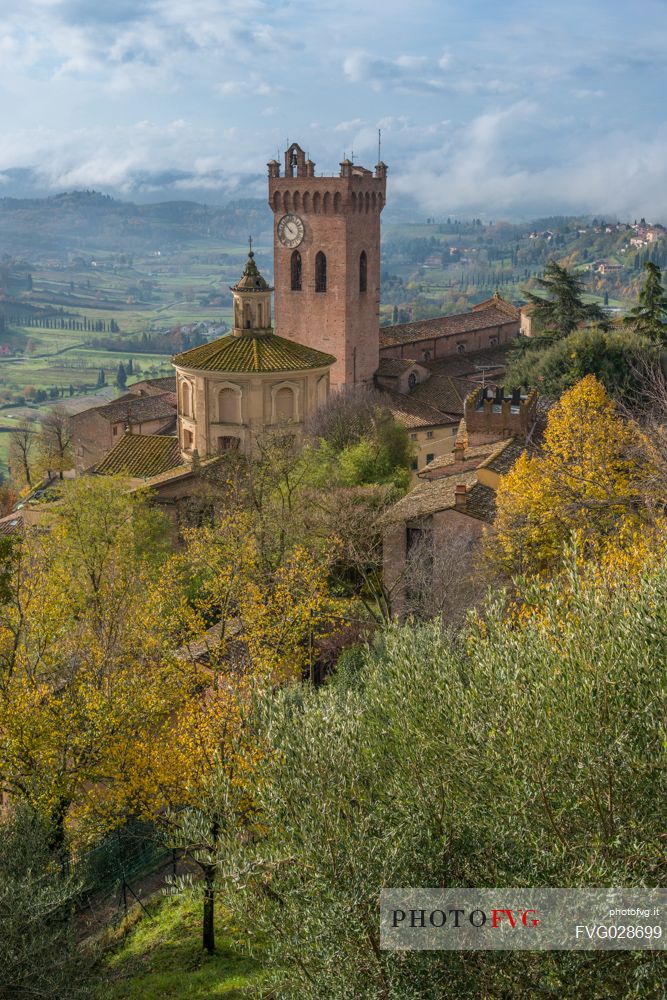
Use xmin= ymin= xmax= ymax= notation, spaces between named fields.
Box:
xmin=173 ymin=332 xmax=335 ymax=373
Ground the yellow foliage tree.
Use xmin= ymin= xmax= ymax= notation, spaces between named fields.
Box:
xmin=0 ymin=478 xmax=200 ymax=847
xmin=489 ymin=375 xmax=660 ymax=577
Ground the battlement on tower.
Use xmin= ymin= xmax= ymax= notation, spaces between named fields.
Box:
xmin=268 ymin=142 xmax=387 ymax=216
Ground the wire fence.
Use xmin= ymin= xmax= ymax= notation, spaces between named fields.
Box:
xmin=67 ymin=820 xmax=180 ymax=936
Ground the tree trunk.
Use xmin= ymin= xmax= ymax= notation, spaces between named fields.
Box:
xmin=202 ymin=867 xmax=215 ymax=954
xmin=48 ymin=796 xmax=70 ymax=861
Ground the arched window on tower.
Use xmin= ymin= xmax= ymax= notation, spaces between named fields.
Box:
xmin=359 ymin=250 xmax=367 ymax=293
xmin=291 ymin=250 xmax=302 ymax=291
xmin=315 ymin=251 xmax=327 ymax=293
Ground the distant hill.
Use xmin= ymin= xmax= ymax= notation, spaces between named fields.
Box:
xmin=0 ymin=190 xmax=273 ymax=257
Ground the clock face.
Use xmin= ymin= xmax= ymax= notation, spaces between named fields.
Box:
xmin=277 ymin=213 xmax=305 ymax=249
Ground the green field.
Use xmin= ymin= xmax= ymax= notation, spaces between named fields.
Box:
xmin=94 ymin=893 xmax=267 ymax=1000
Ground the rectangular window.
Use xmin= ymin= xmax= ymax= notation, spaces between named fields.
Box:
xmin=410 ymin=433 xmax=417 ymax=441
xmin=426 ymin=453 xmax=435 ymax=464
xmin=426 ymin=430 xmax=434 ymax=439
xmin=410 ymin=459 xmax=418 ymax=470
xmin=112 ymin=425 xmax=118 ymax=436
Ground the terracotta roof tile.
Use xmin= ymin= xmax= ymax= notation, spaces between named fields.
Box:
xmin=378 ymin=388 xmax=459 ymax=429
xmin=407 ymin=375 xmax=475 ymax=415
xmin=87 ymin=393 xmax=177 ymax=425
xmin=128 ymin=376 xmax=177 ymax=396
xmin=379 ymin=303 xmax=520 ymax=347
xmin=383 ymin=474 xmax=497 ymax=525
xmin=174 ymin=332 xmax=335 ymax=373
xmin=480 ymin=437 xmax=526 ymax=475
xmin=422 ymin=344 xmax=514 ymax=378
xmin=95 ymin=433 xmax=182 ymax=478
xmin=382 ymin=470 xmax=480 ymax=523
xmin=464 ymin=482 xmax=497 ymax=521
xmin=377 ymin=357 xmax=418 ymax=377
xmin=420 ymin=440 xmax=507 ymax=476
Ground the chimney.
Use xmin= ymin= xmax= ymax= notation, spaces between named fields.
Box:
xmin=453 ymin=440 xmax=466 ymax=463
xmin=454 ymin=483 xmax=467 ymax=511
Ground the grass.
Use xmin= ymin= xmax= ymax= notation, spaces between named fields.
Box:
xmin=94 ymin=891 xmax=267 ymax=1000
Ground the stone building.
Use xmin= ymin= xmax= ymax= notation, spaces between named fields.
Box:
xmin=172 ymin=249 xmax=335 ymax=459
xmin=268 ymin=142 xmax=386 ymax=389
xmin=381 ymin=389 xmax=540 ymax=619
xmin=69 ymin=382 xmax=177 ymax=472
xmin=379 ymin=293 xmax=521 ymax=364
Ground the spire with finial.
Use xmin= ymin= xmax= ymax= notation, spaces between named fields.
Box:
xmin=230 ymin=242 xmax=273 ymax=336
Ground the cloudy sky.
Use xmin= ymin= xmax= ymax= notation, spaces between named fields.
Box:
xmin=1 ymin=0 xmax=666 ymax=218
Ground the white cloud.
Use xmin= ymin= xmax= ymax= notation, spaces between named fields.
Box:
xmin=392 ymin=105 xmax=667 ymax=220
xmin=334 ymin=118 xmax=366 ymax=132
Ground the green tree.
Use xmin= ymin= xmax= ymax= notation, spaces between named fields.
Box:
xmin=39 ymin=406 xmax=73 ymax=479
xmin=624 ymin=261 xmax=667 ymax=340
xmin=223 ymin=553 xmax=665 ymax=999
xmin=524 ymin=260 xmax=607 ymax=340
xmin=505 ymin=326 xmax=656 ymax=399
xmin=115 ymin=362 xmax=127 ymax=389
xmin=8 ymin=420 xmax=37 ymax=488
xmin=0 ymin=806 xmax=90 ymax=998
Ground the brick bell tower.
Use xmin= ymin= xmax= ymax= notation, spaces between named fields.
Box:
xmin=268 ymin=142 xmax=387 ymax=389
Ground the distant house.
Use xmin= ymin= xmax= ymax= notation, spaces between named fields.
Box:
xmin=596 ymin=261 xmax=623 ymax=275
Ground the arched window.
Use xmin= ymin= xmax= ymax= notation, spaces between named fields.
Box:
xmin=218 ymin=436 xmax=239 ymax=452
xmin=315 ymin=251 xmax=327 ymax=293
xmin=275 ymin=386 xmax=295 ymax=421
xmin=181 ymin=380 xmax=192 ymax=417
xmin=359 ymin=250 xmax=367 ymax=293
xmin=291 ymin=250 xmax=302 ymax=291
xmin=219 ymin=386 xmax=241 ymax=423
